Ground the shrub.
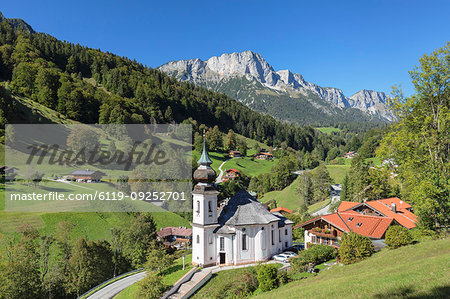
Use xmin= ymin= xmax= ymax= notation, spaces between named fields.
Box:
xmin=225 ymin=269 xmax=259 ymax=298
xmin=137 ymin=271 xmax=167 ymax=299
xmin=291 ymin=244 xmax=336 ymax=273
xmin=385 ymin=226 xmax=413 ymax=249
xmin=257 ymin=264 xmax=279 ymax=292
xmin=338 ymin=232 xmax=374 ymax=264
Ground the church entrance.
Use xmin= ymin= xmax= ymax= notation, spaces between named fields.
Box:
xmin=219 ymin=252 xmax=226 ymax=264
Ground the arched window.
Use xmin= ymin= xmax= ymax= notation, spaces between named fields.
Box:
xmin=242 ymin=228 xmax=247 ymax=251
xmin=208 ymin=234 xmax=213 ymax=244
xmin=261 ymin=227 xmax=266 ymax=250
xmin=196 ymin=201 xmax=200 ymax=214
xmin=196 ymin=235 xmax=200 ymax=244
xmin=208 ymin=201 xmax=212 ymax=216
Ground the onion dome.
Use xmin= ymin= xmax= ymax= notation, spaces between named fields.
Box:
xmin=193 ymin=139 xmax=216 ymax=183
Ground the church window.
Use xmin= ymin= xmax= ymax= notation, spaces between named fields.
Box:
xmin=279 ymin=230 xmax=281 ymax=242
xmin=196 ymin=201 xmax=200 ymax=214
xmin=196 ymin=235 xmax=200 ymax=244
xmin=208 ymin=201 xmax=212 ymax=217
xmin=271 ymin=230 xmax=274 ymax=245
xmin=261 ymin=227 xmax=266 ymax=250
xmin=242 ymin=229 xmax=247 ymax=251
xmin=208 ymin=234 xmax=213 ymax=244
xmin=220 ymin=237 xmax=225 ymax=251
xmin=285 ymin=228 xmax=288 ymax=235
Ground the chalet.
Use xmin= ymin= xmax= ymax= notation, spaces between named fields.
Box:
xmin=270 ymin=207 xmax=292 ymax=215
xmin=229 ymin=150 xmax=241 ymax=158
xmin=296 ymin=197 xmax=418 ymax=249
xmin=343 ymin=151 xmax=357 ymax=158
xmin=157 ymin=226 xmax=192 ymax=248
xmin=68 ymin=170 xmax=106 ymax=183
xmin=222 ymin=168 xmax=240 ymax=182
xmin=255 ymin=152 xmax=273 ymax=160
xmin=337 ymin=197 xmax=418 ymax=229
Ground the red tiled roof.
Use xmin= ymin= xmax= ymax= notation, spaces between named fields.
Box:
xmin=337 ymin=201 xmax=360 ymax=212
xmin=226 ymin=168 xmax=239 ymax=173
xmin=270 ymin=207 xmax=292 ymax=214
xmin=338 ymin=198 xmax=418 ymax=229
xmin=295 ymin=212 xmax=393 ymax=239
xmin=157 ymin=227 xmax=192 ymax=238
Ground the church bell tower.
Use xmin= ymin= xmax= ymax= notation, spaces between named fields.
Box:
xmin=192 ymin=139 xmax=219 ymax=266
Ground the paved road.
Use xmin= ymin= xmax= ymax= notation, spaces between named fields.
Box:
xmin=215 ymin=158 xmax=231 ymax=183
xmin=86 ymin=271 xmax=146 ymax=299
xmin=311 ymin=195 xmax=340 ymax=216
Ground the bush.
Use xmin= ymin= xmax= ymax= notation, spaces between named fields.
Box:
xmin=338 ymin=233 xmax=374 ymax=264
xmin=291 ymin=244 xmax=336 ymax=273
xmin=225 ymin=269 xmax=259 ymax=298
xmin=257 ymin=265 xmax=279 ymax=292
xmin=385 ymin=226 xmax=414 ymax=249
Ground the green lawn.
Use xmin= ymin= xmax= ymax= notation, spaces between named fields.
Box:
xmin=307 ymin=199 xmax=329 ymax=214
xmin=325 ymin=165 xmax=351 ymax=184
xmin=0 ymin=181 xmax=190 ymax=241
xmin=255 ymin=238 xmax=450 ymax=299
xmin=224 ymin=156 xmax=276 ymax=177
xmin=261 ymin=176 xmax=302 ymax=211
xmin=315 ymin=127 xmax=341 ymax=134
xmin=115 ymin=254 xmax=193 ymax=299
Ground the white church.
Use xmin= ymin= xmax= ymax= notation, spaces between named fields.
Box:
xmin=192 ymin=141 xmax=293 ymax=267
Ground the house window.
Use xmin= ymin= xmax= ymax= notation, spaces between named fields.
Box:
xmin=285 ymin=228 xmax=288 ymax=235
xmin=261 ymin=227 xmax=266 ymax=250
xmin=279 ymin=230 xmax=281 ymax=242
xmin=312 ymin=236 xmax=316 ymax=243
xmin=220 ymin=237 xmax=225 ymax=251
xmin=271 ymin=230 xmax=274 ymax=245
xmin=196 ymin=235 xmax=200 ymax=244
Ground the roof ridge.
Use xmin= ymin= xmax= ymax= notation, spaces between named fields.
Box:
xmin=336 ymin=212 xmax=352 ymax=232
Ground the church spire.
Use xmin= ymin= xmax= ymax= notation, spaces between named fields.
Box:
xmin=197 ymin=138 xmax=212 ymax=165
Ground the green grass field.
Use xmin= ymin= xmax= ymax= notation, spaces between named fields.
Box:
xmin=325 ymin=165 xmax=351 ymax=184
xmin=224 ymin=156 xmax=276 ymax=177
xmin=261 ymin=176 xmax=302 ymax=211
xmin=115 ymin=254 xmax=193 ymax=299
xmin=255 ymin=238 xmax=450 ymax=299
xmin=0 ymin=180 xmax=190 ymax=241
xmin=316 ymin=127 xmax=341 ymax=134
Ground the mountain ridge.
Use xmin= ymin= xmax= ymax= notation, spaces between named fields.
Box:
xmin=159 ymin=51 xmax=395 ymax=124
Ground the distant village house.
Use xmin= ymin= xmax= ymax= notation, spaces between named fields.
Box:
xmin=229 ymin=150 xmax=241 ymax=157
xmin=222 ymin=168 xmax=240 ymax=182
xmin=68 ymin=170 xmax=106 ymax=183
xmin=255 ymin=152 xmax=273 ymax=160
xmin=343 ymin=151 xmax=357 ymax=159
xmin=157 ymin=226 xmax=192 ymax=249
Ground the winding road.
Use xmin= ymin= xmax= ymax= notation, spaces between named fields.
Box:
xmin=85 ymin=271 xmax=146 ymax=299
xmin=311 ymin=195 xmax=340 ymax=216
xmin=215 ymin=158 xmax=231 ymax=184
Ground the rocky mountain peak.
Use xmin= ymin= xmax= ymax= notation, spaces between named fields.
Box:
xmin=159 ymin=50 xmax=395 ymax=122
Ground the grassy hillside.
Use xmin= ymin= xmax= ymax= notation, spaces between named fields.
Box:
xmin=316 ymin=127 xmax=341 ymax=134
xmin=255 ymin=238 xmax=450 ymax=299
xmin=325 ymin=165 xmax=351 ymax=184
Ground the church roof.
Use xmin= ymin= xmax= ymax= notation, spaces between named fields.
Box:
xmin=197 ymin=139 xmax=213 ymax=165
xmin=218 ymin=190 xmax=281 ymax=226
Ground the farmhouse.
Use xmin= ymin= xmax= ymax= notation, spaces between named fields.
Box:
xmin=68 ymin=169 xmax=106 ymax=182
xmin=229 ymin=150 xmax=241 ymax=157
xmin=192 ymin=141 xmax=293 ymax=267
xmin=270 ymin=206 xmax=292 ymax=215
xmin=255 ymin=152 xmax=273 ymax=160
xmin=157 ymin=226 xmax=192 ymax=249
xmin=296 ymin=197 xmax=418 ymax=249
xmin=222 ymin=168 xmax=240 ymax=182
xmin=343 ymin=151 xmax=357 ymax=158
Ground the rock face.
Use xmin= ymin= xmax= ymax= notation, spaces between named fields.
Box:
xmin=159 ymin=51 xmax=395 ymax=123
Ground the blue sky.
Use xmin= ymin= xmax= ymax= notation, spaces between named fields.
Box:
xmin=2 ymin=1 xmax=449 ymax=96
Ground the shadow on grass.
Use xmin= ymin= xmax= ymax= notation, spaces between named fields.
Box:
xmin=162 ymin=263 xmax=184 ymax=276
xmin=374 ymin=285 xmax=450 ymax=298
